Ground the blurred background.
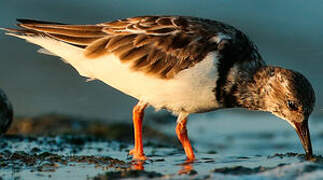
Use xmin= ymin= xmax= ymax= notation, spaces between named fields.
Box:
xmin=0 ymin=0 xmax=322 ymax=120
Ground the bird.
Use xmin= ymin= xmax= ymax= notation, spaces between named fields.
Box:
xmin=2 ymin=15 xmax=315 ymax=161
xmin=0 ymin=88 xmax=13 ymax=136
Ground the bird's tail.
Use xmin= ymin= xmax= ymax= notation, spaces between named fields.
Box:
xmin=2 ymin=19 xmax=105 ymax=47
xmin=1 ymin=19 xmax=99 ymax=78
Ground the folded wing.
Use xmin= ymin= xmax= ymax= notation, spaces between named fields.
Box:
xmin=4 ymin=16 xmax=236 ymax=79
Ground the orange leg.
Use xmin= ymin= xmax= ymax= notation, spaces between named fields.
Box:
xmin=129 ymin=102 xmax=147 ymax=160
xmin=176 ymin=115 xmax=195 ymax=161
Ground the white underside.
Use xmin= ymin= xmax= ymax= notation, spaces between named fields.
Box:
xmin=12 ymin=35 xmax=221 ymax=115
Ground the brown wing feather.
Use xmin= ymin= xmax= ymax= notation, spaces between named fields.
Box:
xmin=12 ymin=20 xmax=106 ymax=46
xmin=47 ymin=34 xmax=98 ymax=45
xmin=8 ymin=16 xmax=245 ymax=79
xmin=18 ymin=24 xmax=105 ymax=37
xmin=83 ymin=37 xmax=110 ymax=58
xmin=108 ymin=16 xmax=228 ymax=78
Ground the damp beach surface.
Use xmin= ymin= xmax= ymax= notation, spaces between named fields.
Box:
xmin=1 ymin=111 xmax=323 ymax=180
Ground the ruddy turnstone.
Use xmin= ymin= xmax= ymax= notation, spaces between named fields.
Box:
xmin=2 ymin=16 xmax=315 ymax=161
xmin=0 ymin=89 xmax=13 ymax=135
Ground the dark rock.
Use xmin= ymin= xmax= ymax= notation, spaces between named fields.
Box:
xmin=94 ymin=170 xmax=163 ymax=180
xmin=213 ymin=166 xmax=269 ymax=175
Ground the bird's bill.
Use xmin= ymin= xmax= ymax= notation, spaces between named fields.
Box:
xmin=293 ymin=119 xmax=313 ymax=160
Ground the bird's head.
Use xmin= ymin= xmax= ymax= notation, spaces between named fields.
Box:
xmin=237 ymin=66 xmax=315 ymax=159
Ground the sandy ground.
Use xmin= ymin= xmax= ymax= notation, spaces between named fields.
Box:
xmin=1 ymin=114 xmax=323 ymax=180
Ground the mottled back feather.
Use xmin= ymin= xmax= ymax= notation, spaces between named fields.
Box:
xmin=6 ymin=16 xmax=260 ymax=79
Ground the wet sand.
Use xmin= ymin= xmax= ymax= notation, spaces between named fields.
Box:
xmin=1 ymin=114 xmax=323 ymax=179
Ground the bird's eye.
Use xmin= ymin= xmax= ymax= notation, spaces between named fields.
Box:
xmin=287 ymin=100 xmax=298 ymax=111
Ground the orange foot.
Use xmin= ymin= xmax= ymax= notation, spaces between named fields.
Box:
xmin=131 ymin=160 xmax=145 ymax=170
xmin=129 ymin=149 xmax=148 ymax=160
xmin=178 ymin=160 xmax=195 ymax=175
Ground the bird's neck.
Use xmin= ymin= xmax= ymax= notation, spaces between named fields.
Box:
xmin=222 ymin=66 xmax=273 ymax=111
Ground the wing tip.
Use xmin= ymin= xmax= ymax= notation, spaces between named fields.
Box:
xmin=1 ymin=27 xmax=44 ymax=39
xmin=0 ymin=18 xmax=65 ymax=37
xmin=0 ymin=18 xmax=64 ymax=36
xmin=16 ymin=18 xmax=65 ymax=25
xmin=0 ymin=28 xmax=22 ymax=37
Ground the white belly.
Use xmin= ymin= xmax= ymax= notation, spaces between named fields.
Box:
xmin=19 ymin=36 xmax=220 ymax=114
xmin=85 ymin=52 xmax=220 ymax=114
